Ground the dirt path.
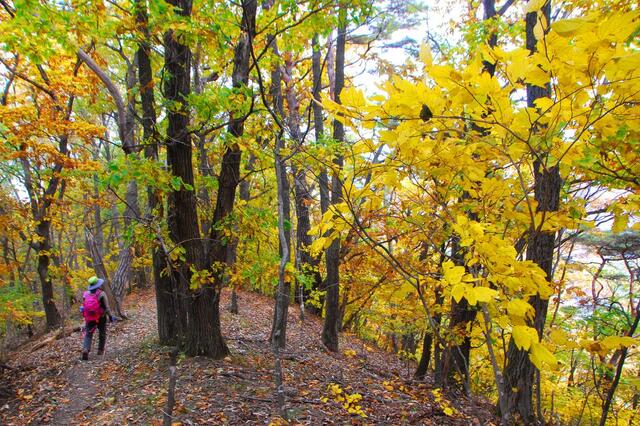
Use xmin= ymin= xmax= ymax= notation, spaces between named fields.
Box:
xmin=48 ymin=326 xmax=124 ymax=425
xmin=1 ymin=289 xmax=497 ymax=425
xmin=0 ymin=291 xmax=157 ymax=425
xmin=48 ymin=353 xmax=99 ymax=424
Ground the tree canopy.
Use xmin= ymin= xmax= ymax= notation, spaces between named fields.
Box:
xmin=1 ymin=0 xmax=639 ymax=424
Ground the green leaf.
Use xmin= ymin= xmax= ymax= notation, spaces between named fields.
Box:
xmin=170 ymin=176 xmax=182 ymax=191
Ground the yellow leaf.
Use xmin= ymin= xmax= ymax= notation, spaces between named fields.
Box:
xmin=512 ymin=325 xmax=539 ymax=351
xmin=382 ymin=171 xmax=399 ymax=188
xmin=443 ymin=261 xmax=465 ymax=286
xmin=471 ymin=287 xmax=498 ymax=303
xmin=526 ymin=0 xmax=548 ymax=13
xmin=419 ymin=43 xmax=433 ymax=67
xmin=309 ymin=237 xmax=326 ymax=255
xmin=529 ymin=342 xmax=557 ymax=370
xmin=533 ymin=19 xmax=544 ymax=41
xmin=507 ymin=299 xmax=535 ymax=321
xmin=552 ymin=18 xmax=583 ymax=37
xmin=343 ymin=349 xmax=357 ymax=357
xmin=533 ymin=97 xmax=553 ymax=112
xmin=341 ymin=87 xmax=366 ymax=109
xmin=451 ymin=284 xmax=466 ymax=303
xmin=612 ymin=213 xmax=628 ymax=233
xmin=549 ymin=328 xmax=568 ymax=346
xmin=497 ymin=315 xmax=510 ymax=329
xmin=526 ymin=65 xmax=550 ymax=88
xmin=601 ymin=336 xmax=637 ymax=350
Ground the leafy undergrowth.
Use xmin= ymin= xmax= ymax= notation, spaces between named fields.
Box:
xmin=0 ymin=289 xmax=497 ymax=425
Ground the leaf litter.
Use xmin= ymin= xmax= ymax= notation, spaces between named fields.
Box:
xmin=0 ymin=289 xmax=497 ymax=424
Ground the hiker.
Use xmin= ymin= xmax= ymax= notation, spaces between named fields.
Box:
xmin=80 ymin=276 xmax=115 ymax=360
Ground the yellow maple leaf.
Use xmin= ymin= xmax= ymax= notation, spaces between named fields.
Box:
xmin=512 ymin=325 xmax=539 ymax=351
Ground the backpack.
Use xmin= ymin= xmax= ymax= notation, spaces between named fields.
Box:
xmin=82 ymin=290 xmax=104 ymax=322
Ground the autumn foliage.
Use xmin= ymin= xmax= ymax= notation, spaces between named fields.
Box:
xmin=0 ymin=0 xmax=639 ymax=425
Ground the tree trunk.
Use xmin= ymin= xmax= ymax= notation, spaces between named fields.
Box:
xmin=312 ymin=34 xmax=330 ymax=313
xmin=135 ymin=0 xmax=177 ymax=345
xmin=268 ymin=37 xmax=292 ymax=348
xmin=36 ymin=220 xmax=62 ymax=329
xmin=163 ymin=0 xmax=201 ymax=346
xmin=193 ymin=45 xmax=213 ymax=236
xmin=20 ymin=87 xmax=74 ymax=329
xmin=314 ymin=34 xmax=330 ymax=216
xmin=284 ymin=49 xmax=320 ymax=316
xmin=439 ymin=238 xmax=476 ymax=394
xmin=599 ymin=300 xmax=640 ymax=426
xmin=292 ymin=167 xmax=321 ymax=312
xmin=198 ymin=0 xmax=256 ymax=358
xmin=77 ymin=49 xmax=142 ymax=301
xmin=322 ymin=13 xmax=346 ymax=352
xmin=85 ymin=228 xmax=126 ymax=318
xmin=92 ymin=166 xmax=104 ymax=258
xmin=227 ymin=153 xmax=253 ymax=315
xmin=111 ymin=179 xmax=139 ymax=301
xmin=440 ymin=296 xmax=476 ymax=393
xmin=417 ymin=270 xmax=443 ymax=380
xmin=414 ymin=332 xmax=433 ymax=379
xmin=503 ymin=2 xmax=559 ymax=423
xmin=271 ymin=140 xmax=292 ymax=348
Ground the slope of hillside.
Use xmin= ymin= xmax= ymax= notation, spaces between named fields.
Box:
xmin=0 ymin=289 xmax=496 ymax=425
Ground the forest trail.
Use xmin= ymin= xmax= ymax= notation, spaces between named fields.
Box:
xmin=0 ymin=289 xmax=496 ymax=425
xmin=48 ymin=352 xmax=98 ymax=425
xmin=47 ymin=304 xmax=153 ymax=425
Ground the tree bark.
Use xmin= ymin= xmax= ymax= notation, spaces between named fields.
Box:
xmin=312 ymin=34 xmax=330 ymax=314
xmin=282 ymin=49 xmax=321 ymax=317
xmin=322 ymin=12 xmax=346 ymax=352
xmin=599 ymin=300 xmax=640 ymax=426
xmin=85 ymin=228 xmax=126 ymax=318
xmin=79 ymin=44 xmax=142 ymax=303
xmin=198 ymin=0 xmax=257 ymax=358
xmin=135 ymin=0 xmax=178 ymax=345
xmin=271 ymin=136 xmax=292 ymax=348
xmin=414 ymin=332 xmax=433 ymax=379
xmin=36 ymin=219 xmax=62 ymax=329
xmin=314 ymin=34 xmax=330 ymax=215
xmin=439 ymin=237 xmax=476 ymax=394
xmin=110 ymin=178 xmax=140 ymax=301
xmin=23 ymin=130 xmax=71 ymax=330
xmin=193 ymin=45 xmax=214 ymax=236
xmin=91 ymin=141 xmax=105 ymax=258
xmin=292 ymin=167 xmax=321 ymax=312
xmin=163 ymin=0 xmax=201 ymax=345
xmin=503 ymin=2 xmax=559 ymax=423
xmin=227 ymin=153 xmax=253 ymax=315
xmin=268 ymin=36 xmax=292 ymax=349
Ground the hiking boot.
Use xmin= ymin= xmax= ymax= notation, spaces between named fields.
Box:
xmin=97 ymin=349 xmax=104 ymax=356
xmin=81 ymin=351 xmax=89 ymax=361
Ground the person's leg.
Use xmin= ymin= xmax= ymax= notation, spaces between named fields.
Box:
xmin=97 ymin=316 xmax=107 ymax=355
xmin=82 ymin=321 xmax=96 ymax=360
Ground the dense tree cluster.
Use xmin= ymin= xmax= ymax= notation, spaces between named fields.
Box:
xmin=0 ymin=0 xmax=639 ymax=424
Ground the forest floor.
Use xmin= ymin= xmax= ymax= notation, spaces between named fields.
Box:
xmin=0 ymin=288 xmax=497 ymax=425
